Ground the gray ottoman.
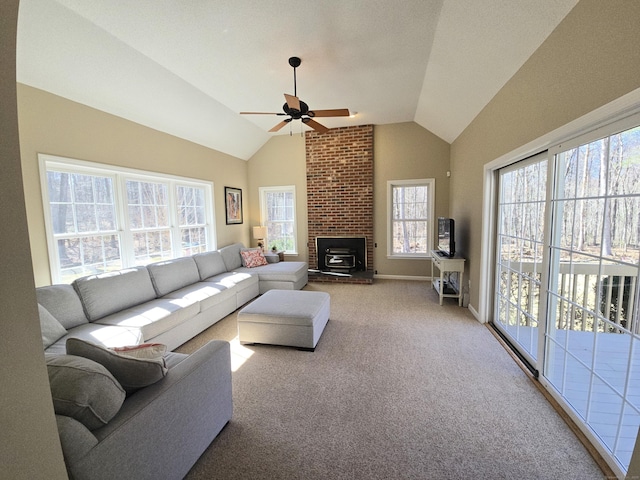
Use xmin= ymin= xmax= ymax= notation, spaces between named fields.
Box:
xmin=237 ymin=290 xmax=330 ymax=351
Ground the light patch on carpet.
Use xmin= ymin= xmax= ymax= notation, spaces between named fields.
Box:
xmin=229 ymin=335 xmax=254 ymax=372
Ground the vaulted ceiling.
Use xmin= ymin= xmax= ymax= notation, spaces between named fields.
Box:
xmin=16 ymin=0 xmax=579 ymax=160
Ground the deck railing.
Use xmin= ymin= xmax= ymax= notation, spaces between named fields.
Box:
xmin=503 ymin=261 xmax=638 ymax=334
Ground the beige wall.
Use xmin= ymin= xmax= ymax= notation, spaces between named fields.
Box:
xmin=19 ymin=90 xmax=450 ymax=283
xmin=1 ymin=1 xmax=68 ymax=478
xmin=450 ymin=0 xmax=640 ymax=312
xmin=246 ymin=134 xmax=308 ymax=262
xmin=246 ymin=122 xmax=450 ymax=276
xmin=373 ymin=122 xmax=450 ymax=277
xmin=17 ymin=85 xmax=250 ymax=286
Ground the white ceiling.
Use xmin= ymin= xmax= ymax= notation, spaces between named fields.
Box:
xmin=16 ymin=0 xmax=578 ymax=160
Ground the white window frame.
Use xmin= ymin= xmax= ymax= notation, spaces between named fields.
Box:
xmin=386 ymin=178 xmax=435 ymax=259
xmin=259 ymin=185 xmax=297 ymax=255
xmin=39 ymin=154 xmax=216 ymax=283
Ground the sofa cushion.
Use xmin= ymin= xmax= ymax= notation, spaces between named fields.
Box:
xmin=55 ymin=415 xmax=99 ymax=465
xmin=38 ymin=304 xmax=68 ymax=348
xmin=46 ymin=354 xmax=125 ymax=431
xmin=66 ymin=338 xmax=168 ymax=394
xmin=205 ymin=272 xmax=259 ymax=308
xmin=147 ymin=257 xmax=201 ymax=297
xmin=206 ymin=271 xmax=258 ymax=290
xmin=219 ymin=243 xmax=243 ymax=271
xmin=193 ymin=250 xmax=227 ymax=279
xmin=94 ymin=298 xmax=199 ymax=341
xmin=36 ymin=284 xmax=88 ymax=330
xmin=163 ymin=281 xmax=236 ymax=312
xmin=44 ymin=323 xmax=144 ymax=356
xmin=240 ymin=248 xmax=268 ymax=268
xmin=73 ymin=267 xmax=157 ymax=321
xmin=237 ymin=261 xmax=308 ymax=282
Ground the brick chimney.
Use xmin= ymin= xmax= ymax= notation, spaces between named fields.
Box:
xmin=305 ymin=125 xmax=374 ymax=274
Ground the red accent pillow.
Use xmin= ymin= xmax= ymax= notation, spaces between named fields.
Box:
xmin=241 ymin=249 xmax=268 ymax=268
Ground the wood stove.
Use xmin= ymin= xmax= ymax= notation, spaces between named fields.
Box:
xmin=316 ymin=237 xmax=366 ymax=273
xmin=325 ymin=248 xmax=357 ymax=272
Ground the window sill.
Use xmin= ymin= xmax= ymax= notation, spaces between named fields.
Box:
xmin=387 ymin=254 xmax=430 ymax=260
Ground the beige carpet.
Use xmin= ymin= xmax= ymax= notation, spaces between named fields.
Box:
xmin=177 ymin=280 xmax=604 ymax=479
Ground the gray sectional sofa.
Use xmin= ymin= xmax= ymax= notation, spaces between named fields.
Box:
xmin=39 ymin=242 xmax=308 ymax=354
xmin=38 ymin=242 xmax=308 ymax=479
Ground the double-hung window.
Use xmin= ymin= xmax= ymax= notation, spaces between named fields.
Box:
xmin=46 ymin=168 xmax=123 ymax=279
xmin=40 ymin=155 xmax=215 ymax=283
xmin=387 ymin=179 xmax=435 ymax=258
xmin=259 ymin=186 xmax=297 ymax=254
xmin=126 ymin=179 xmax=172 ymax=265
xmin=176 ymin=185 xmax=208 ymax=257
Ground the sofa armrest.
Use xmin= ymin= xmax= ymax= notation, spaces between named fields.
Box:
xmin=68 ymin=340 xmax=233 ymax=480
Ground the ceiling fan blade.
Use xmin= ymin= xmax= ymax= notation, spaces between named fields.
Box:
xmin=308 ymin=108 xmax=350 ymax=117
xmin=240 ymin=111 xmax=283 ymax=115
xmin=269 ymin=119 xmax=292 ymax=133
xmin=284 ymin=94 xmax=301 ymax=111
xmin=303 ymin=118 xmax=329 ymax=133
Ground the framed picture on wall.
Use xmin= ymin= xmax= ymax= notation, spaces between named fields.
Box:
xmin=225 ymin=186 xmax=243 ymax=224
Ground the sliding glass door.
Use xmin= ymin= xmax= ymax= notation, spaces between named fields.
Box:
xmin=494 ymin=153 xmax=548 ymax=367
xmin=544 ymin=122 xmax=640 ymax=471
xmin=492 ymin=116 xmax=640 ymax=475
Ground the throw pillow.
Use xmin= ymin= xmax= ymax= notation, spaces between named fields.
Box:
xmin=111 ymin=343 xmax=167 ymax=359
xmin=47 ymin=354 xmax=126 ymax=430
xmin=240 ymin=249 xmax=268 ymax=268
xmin=38 ymin=304 xmax=68 ymax=349
xmin=66 ymin=338 xmax=168 ymax=394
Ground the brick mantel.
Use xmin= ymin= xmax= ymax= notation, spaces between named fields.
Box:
xmin=305 ymin=125 xmax=374 ymax=273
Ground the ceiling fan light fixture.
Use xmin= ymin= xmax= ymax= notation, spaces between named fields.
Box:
xmin=240 ymin=56 xmax=350 ymax=134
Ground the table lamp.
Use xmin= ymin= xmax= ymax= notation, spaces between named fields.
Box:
xmin=252 ymin=226 xmax=267 ymax=251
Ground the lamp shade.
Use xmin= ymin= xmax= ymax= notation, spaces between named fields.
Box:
xmin=252 ymin=226 xmax=267 ymax=240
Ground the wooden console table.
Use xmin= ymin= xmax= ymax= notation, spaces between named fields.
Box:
xmin=430 ymin=250 xmax=465 ymax=306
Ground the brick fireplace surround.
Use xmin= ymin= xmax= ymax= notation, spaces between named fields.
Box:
xmin=305 ymin=125 xmax=374 ymax=284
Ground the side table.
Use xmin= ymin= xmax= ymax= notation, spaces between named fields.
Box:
xmin=265 ymin=250 xmax=285 ymax=263
xmin=430 ymin=250 xmax=465 ymax=306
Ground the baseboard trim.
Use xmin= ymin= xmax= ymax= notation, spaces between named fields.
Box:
xmin=468 ymin=303 xmax=481 ymax=322
xmin=373 ymin=274 xmax=429 ymax=281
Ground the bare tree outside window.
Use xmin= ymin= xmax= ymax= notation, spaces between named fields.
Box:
xmin=42 ymin=156 xmax=214 ymax=283
xmin=47 ymin=170 xmax=121 ymax=282
xmin=260 ymin=186 xmax=297 ymax=253
xmin=390 ymin=181 xmax=432 ymax=256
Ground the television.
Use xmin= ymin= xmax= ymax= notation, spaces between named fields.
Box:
xmin=437 ymin=217 xmax=455 ymax=257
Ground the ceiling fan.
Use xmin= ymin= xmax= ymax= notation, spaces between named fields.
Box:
xmin=240 ymin=56 xmax=350 ymax=133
